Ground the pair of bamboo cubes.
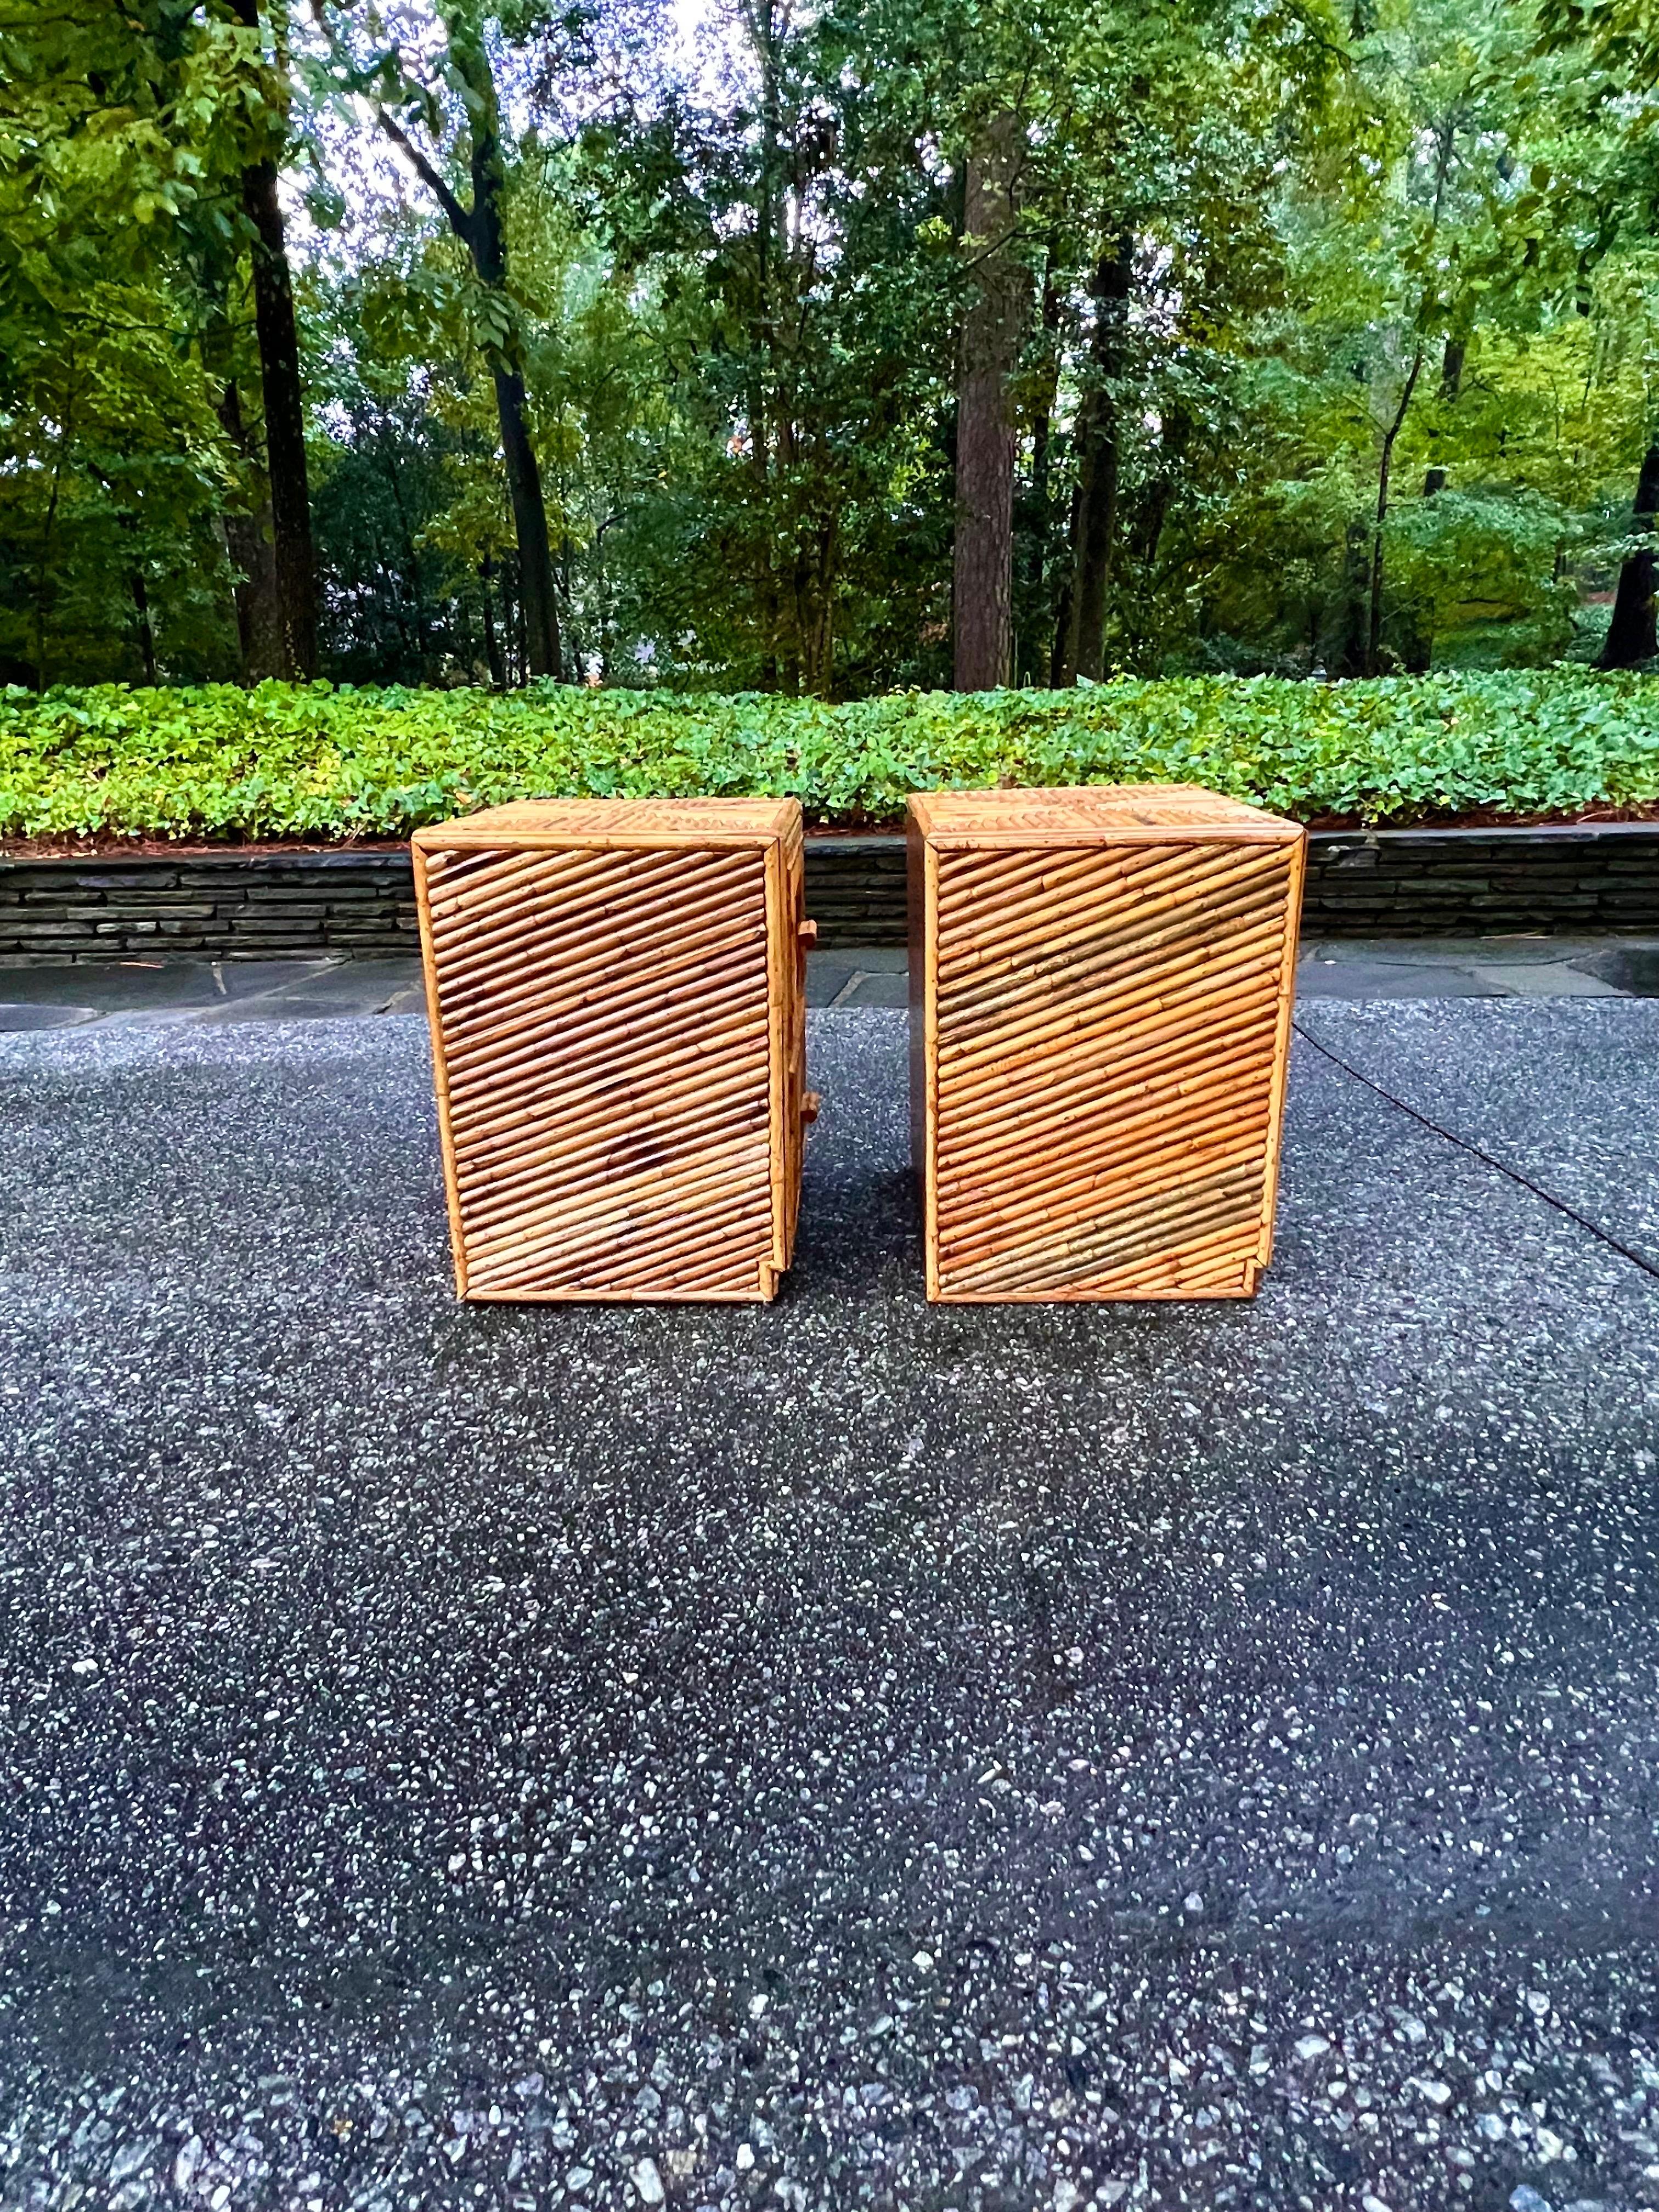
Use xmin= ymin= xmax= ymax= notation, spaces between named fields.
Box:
xmin=411 ymin=787 xmax=1307 ymax=1305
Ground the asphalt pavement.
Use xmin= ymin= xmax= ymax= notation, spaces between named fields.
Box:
xmin=0 ymin=1001 xmax=1655 ymax=2212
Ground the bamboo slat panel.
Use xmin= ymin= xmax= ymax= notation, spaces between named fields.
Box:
xmin=413 ymin=798 xmax=809 ymax=1303
xmin=909 ymin=785 xmax=1306 ymax=1302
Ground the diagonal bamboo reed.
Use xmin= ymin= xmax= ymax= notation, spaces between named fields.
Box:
xmin=909 ymin=785 xmax=1305 ymax=1302
xmin=414 ymin=798 xmax=810 ymax=1303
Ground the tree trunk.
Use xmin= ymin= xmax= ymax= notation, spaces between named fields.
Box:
xmin=458 ymin=27 xmax=560 ymax=682
xmin=1418 ymin=342 xmax=1462 ymax=505
xmin=952 ymin=115 xmax=1025 ymax=692
xmin=480 ymin=562 xmax=505 ymax=689
xmin=1023 ymin=255 xmax=1061 ymax=687
xmin=89 ymin=467 xmax=160 ymax=685
xmin=747 ymin=359 xmax=776 ymax=684
xmin=131 ymin=564 xmax=157 ymax=684
xmin=227 ymin=0 xmax=315 ymax=681
xmin=1330 ymin=518 xmax=1370 ymax=678
xmin=1059 ymin=240 xmax=1131 ymax=685
xmin=32 ymin=397 xmax=73 ymax=690
xmin=379 ymin=14 xmax=562 ymax=680
xmin=743 ymin=0 xmax=783 ymax=685
xmin=241 ymin=153 xmax=317 ymax=679
xmin=490 ymin=364 xmax=560 ymax=680
xmin=217 ymin=377 xmax=283 ymax=679
xmin=1367 ymin=347 xmax=1424 ymax=676
xmin=1600 ymin=441 xmax=1659 ymax=669
xmin=224 ymin=500 xmax=281 ymax=676
xmin=1029 ymin=272 xmax=1057 ymax=531
xmin=1049 ymin=484 xmax=1079 ymax=689
xmin=377 ymin=421 xmax=429 ymax=671
xmin=1362 ymin=122 xmax=1454 ymax=676
xmin=1131 ymin=404 xmax=1189 ymax=569
xmin=227 ymin=0 xmax=315 ymax=678
xmin=795 ymin=519 xmax=837 ymax=697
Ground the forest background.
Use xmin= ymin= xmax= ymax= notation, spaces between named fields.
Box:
xmin=7 ymin=0 xmax=1659 ymax=704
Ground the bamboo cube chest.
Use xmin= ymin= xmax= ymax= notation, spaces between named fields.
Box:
xmin=907 ymin=785 xmax=1306 ymax=1302
xmin=413 ymin=798 xmax=811 ymax=1302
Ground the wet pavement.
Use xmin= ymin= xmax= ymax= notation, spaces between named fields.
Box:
xmin=0 ymin=1003 xmax=1656 ymax=2212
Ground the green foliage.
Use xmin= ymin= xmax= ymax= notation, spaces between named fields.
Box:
xmin=5 ymin=671 xmax=1658 ymax=838
xmin=7 ymin=0 xmax=1659 ymax=690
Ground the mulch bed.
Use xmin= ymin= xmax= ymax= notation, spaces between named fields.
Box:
xmin=4 ymin=802 xmax=1659 ymax=862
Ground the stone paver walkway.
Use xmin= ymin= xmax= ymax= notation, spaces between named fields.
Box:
xmin=3 ymin=932 xmax=1659 ymax=1029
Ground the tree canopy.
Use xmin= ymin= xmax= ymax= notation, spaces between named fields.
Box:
xmin=4 ymin=0 xmax=1658 ymax=694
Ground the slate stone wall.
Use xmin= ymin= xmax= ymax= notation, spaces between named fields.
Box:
xmin=1300 ymin=826 xmax=1659 ymax=934
xmin=2 ymin=826 xmax=1657 ymax=962
xmin=0 ymin=852 xmax=417 ymax=964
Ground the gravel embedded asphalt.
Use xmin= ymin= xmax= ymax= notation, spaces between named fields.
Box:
xmin=0 ymin=1005 xmax=1656 ymax=2212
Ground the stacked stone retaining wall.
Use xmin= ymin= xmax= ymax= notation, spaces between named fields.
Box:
xmin=2 ymin=825 xmax=1656 ymax=961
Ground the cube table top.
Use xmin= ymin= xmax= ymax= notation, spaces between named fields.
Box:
xmin=413 ymin=797 xmax=800 ymax=851
xmin=907 ymin=784 xmax=1303 ymax=847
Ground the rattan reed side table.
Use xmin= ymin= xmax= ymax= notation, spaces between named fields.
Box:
xmin=907 ymin=785 xmax=1306 ymax=1302
xmin=413 ymin=798 xmax=813 ymax=1302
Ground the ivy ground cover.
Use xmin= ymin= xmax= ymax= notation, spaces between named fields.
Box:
xmin=2 ymin=670 xmax=1657 ymax=843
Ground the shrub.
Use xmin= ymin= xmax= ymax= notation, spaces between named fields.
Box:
xmin=1 ymin=669 xmax=1656 ymax=840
